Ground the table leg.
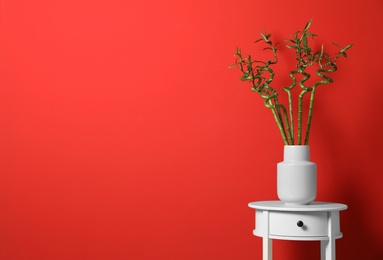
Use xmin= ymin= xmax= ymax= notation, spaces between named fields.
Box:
xmin=321 ymin=239 xmax=335 ymax=260
xmin=321 ymin=211 xmax=336 ymax=260
xmin=262 ymin=210 xmax=272 ymax=260
xmin=263 ymin=238 xmax=272 ymax=260
xmin=320 ymin=240 xmax=325 ymax=260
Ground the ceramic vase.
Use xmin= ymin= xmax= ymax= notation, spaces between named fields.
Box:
xmin=277 ymin=145 xmax=317 ymax=205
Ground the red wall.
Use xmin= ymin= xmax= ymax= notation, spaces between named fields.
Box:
xmin=1 ymin=0 xmax=382 ymax=259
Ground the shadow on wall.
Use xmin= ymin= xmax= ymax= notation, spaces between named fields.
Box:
xmin=314 ymin=91 xmax=383 ymax=259
xmin=268 ymin=83 xmax=383 ymax=259
xmin=338 ymin=182 xmax=383 ymax=260
xmin=293 ymin=159 xmax=383 ymax=258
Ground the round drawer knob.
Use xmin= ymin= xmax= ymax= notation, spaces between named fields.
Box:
xmin=297 ymin=220 xmax=304 ymax=227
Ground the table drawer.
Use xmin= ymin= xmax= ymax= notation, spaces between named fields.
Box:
xmin=269 ymin=211 xmax=329 ymax=237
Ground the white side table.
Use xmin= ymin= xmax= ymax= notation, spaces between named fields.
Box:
xmin=248 ymin=201 xmax=347 ymax=260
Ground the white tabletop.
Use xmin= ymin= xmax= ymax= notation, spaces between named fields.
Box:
xmin=248 ymin=201 xmax=347 ymax=212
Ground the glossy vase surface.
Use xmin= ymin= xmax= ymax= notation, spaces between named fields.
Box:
xmin=277 ymin=145 xmax=316 ymax=205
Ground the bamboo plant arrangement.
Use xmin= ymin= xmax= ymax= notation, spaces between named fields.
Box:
xmin=231 ymin=20 xmax=352 ymax=145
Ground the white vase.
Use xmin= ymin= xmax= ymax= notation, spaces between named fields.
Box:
xmin=277 ymin=145 xmax=317 ymax=205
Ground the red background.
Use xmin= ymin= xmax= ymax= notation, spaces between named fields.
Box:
xmin=1 ymin=0 xmax=382 ymax=259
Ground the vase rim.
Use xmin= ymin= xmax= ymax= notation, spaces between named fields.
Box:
xmin=283 ymin=145 xmax=310 ymax=161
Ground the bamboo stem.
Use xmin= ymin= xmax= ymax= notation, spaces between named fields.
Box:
xmin=279 ymin=104 xmax=293 ymax=145
xmin=261 ymin=67 xmax=292 ymax=145
xmin=265 ymin=97 xmax=289 ymax=145
xmin=297 ymin=91 xmax=306 ymax=145
xmin=282 ymin=69 xmax=300 ymax=145
xmin=304 ymin=89 xmax=316 ymax=145
xmin=297 ymin=69 xmax=311 ymax=145
xmin=304 ymin=57 xmax=337 ymax=144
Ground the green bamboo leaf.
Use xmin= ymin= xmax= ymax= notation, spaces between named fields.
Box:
xmin=332 ymin=42 xmax=341 ymax=48
xmin=341 ymin=52 xmax=348 ymax=58
xmin=320 ymin=44 xmax=324 ymax=60
xmin=285 ymin=39 xmax=296 ymax=43
xmin=341 ymin=44 xmax=353 ymax=52
xmin=306 ymin=32 xmax=317 ymax=39
xmin=304 ymin=19 xmax=312 ymax=31
xmin=286 ymin=45 xmax=298 ymax=49
xmin=260 ymin=32 xmax=267 ymax=41
xmin=260 ymin=32 xmax=271 ymax=42
xmin=241 ymin=74 xmax=252 ymax=81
